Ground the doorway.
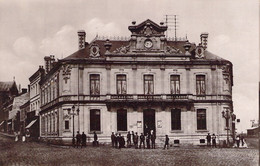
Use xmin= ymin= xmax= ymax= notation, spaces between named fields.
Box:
xmin=143 ymin=109 xmax=155 ymax=136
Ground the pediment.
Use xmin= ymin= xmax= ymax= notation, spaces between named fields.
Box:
xmin=128 ymin=19 xmax=167 ymax=37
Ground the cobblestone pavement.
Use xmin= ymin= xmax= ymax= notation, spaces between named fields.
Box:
xmin=0 ymin=135 xmax=258 ymax=166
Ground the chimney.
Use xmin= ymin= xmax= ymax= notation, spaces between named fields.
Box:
xmin=50 ymin=55 xmax=55 ymax=70
xmin=200 ymin=32 xmax=209 ymax=50
xmin=44 ymin=56 xmax=51 ymax=73
xmin=78 ymin=30 xmax=86 ymax=50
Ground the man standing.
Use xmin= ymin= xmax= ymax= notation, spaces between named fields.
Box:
xmin=76 ymin=131 xmax=81 ymax=148
xmin=212 ymin=133 xmax=217 ymax=148
xmin=134 ymin=132 xmax=139 ymax=149
xmin=131 ymin=131 xmax=135 ymax=146
xmin=139 ymin=133 xmax=145 ymax=149
xmin=93 ymin=131 xmax=98 ymax=147
xmin=127 ymin=131 xmax=131 ymax=148
xmin=81 ymin=132 xmax=87 ymax=148
xmin=111 ymin=132 xmax=115 ymax=148
xmin=146 ymin=133 xmax=151 ymax=149
xmin=206 ymin=133 xmax=211 ymax=147
xmin=163 ymin=135 xmax=169 ymax=149
xmin=151 ymin=131 xmax=156 ymax=149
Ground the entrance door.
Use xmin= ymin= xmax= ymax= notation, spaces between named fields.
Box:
xmin=143 ymin=109 xmax=155 ymax=136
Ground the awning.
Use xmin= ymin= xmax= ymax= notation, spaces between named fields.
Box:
xmin=0 ymin=121 xmax=4 ymax=126
xmin=25 ymin=119 xmax=37 ymax=129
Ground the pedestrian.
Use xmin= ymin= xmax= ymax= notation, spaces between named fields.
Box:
xmin=131 ymin=131 xmax=135 ymax=146
xmin=206 ymin=133 xmax=211 ymax=147
xmin=163 ymin=135 xmax=169 ymax=149
xmin=127 ymin=131 xmax=131 ymax=148
xmin=139 ymin=133 xmax=145 ymax=149
xmin=122 ymin=136 xmax=126 ymax=148
xmin=151 ymin=131 xmax=156 ymax=149
xmin=134 ymin=132 xmax=139 ymax=149
xmin=25 ymin=129 xmax=30 ymax=142
xmin=115 ymin=133 xmax=119 ymax=148
xmin=212 ymin=133 xmax=217 ymax=148
xmin=81 ymin=132 xmax=87 ymax=148
xmin=93 ymin=131 xmax=99 ymax=147
xmin=240 ymin=135 xmax=244 ymax=147
xmin=236 ymin=135 xmax=240 ymax=148
xmin=111 ymin=132 xmax=115 ymax=148
xmin=146 ymin=133 xmax=151 ymax=149
xmin=118 ymin=133 xmax=122 ymax=149
xmin=76 ymin=131 xmax=81 ymax=148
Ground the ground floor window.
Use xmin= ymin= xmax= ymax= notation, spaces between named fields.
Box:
xmin=171 ymin=109 xmax=181 ymax=130
xmin=90 ymin=109 xmax=100 ymax=131
xmin=117 ymin=109 xmax=127 ymax=131
xmin=197 ymin=109 xmax=206 ymax=130
xmin=65 ymin=120 xmax=69 ymax=130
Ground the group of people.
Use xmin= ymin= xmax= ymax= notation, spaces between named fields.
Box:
xmin=206 ymin=133 xmax=217 ymax=147
xmin=235 ymin=135 xmax=245 ymax=148
xmin=111 ymin=131 xmax=169 ymax=149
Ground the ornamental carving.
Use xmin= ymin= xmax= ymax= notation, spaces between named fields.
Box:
xmin=90 ymin=44 xmax=100 ymax=57
xmin=113 ymin=45 xmax=131 ymax=54
xmin=165 ymin=46 xmax=182 ymax=54
xmin=62 ymin=65 xmax=72 ymax=83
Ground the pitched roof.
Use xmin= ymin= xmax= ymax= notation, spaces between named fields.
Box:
xmin=0 ymin=81 xmax=16 ymax=92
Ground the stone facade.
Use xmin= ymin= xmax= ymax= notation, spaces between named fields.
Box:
xmin=39 ymin=19 xmax=234 ymax=145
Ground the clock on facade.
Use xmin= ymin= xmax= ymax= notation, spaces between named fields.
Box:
xmin=144 ymin=40 xmax=153 ymax=48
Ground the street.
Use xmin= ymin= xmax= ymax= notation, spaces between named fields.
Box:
xmin=0 ymin=135 xmax=258 ymax=166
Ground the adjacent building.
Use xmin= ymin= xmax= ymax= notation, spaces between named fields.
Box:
xmin=39 ymin=19 xmax=234 ymax=145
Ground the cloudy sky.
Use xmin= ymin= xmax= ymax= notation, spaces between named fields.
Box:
xmin=0 ymin=0 xmax=258 ymax=132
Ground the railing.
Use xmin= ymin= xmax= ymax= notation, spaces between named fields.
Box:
xmin=137 ymin=94 xmax=162 ymax=100
xmin=110 ymin=95 xmax=134 ymax=100
xmin=166 ymin=94 xmax=191 ymax=100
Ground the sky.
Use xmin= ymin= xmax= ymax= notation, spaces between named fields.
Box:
xmin=0 ymin=0 xmax=258 ymax=132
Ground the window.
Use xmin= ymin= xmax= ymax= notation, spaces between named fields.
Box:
xmin=197 ymin=109 xmax=206 ymax=130
xmin=171 ymin=109 xmax=181 ymax=130
xmin=144 ymin=75 xmax=154 ymax=94
xmin=170 ymin=75 xmax=180 ymax=94
xmin=117 ymin=109 xmax=127 ymax=131
xmin=90 ymin=74 xmax=100 ymax=95
xmin=196 ymin=75 xmax=206 ymax=95
xmin=90 ymin=109 xmax=100 ymax=131
xmin=117 ymin=75 xmax=127 ymax=94
xmin=65 ymin=120 xmax=69 ymax=130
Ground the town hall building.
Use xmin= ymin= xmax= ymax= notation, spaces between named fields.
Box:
xmin=39 ymin=19 xmax=234 ymax=145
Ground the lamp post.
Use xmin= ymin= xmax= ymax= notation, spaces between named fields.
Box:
xmin=222 ymin=108 xmax=230 ymax=146
xmin=68 ymin=105 xmax=76 ymax=147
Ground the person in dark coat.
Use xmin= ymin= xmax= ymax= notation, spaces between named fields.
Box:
xmin=240 ymin=135 xmax=244 ymax=147
xmin=151 ymin=131 xmax=156 ymax=149
xmin=163 ymin=135 xmax=169 ymax=149
xmin=81 ymin=132 xmax=87 ymax=148
xmin=146 ymin=133 xmax=151 ymax=149
xmin=236 ymin=135 xmax=240 ymax=148
xmin=115 ymin=133 xmax=119 ymax=148
xmin=131 ymin=131 xmax=135 ymax=146
xmin=127 ymin=131 xmax=131 ymax=148
xmin=76 ymin=131 xmax=81 ymax=148
xmin=134 ymin=132 xmax=139 ymax=149
xmin=118 ymin=133 xmax=123 ymax=149
xmin=93 ymin=131 xmax=98 ymax=147
xmin=206 ymin=133 xmax=211 ymax=147
xmin=212 ymin=133 xmax=216 ymax=148
xmin=111 ymin=132 xmax=115 ymax=147
xmin=139 ymin=133 xmax=145 ymax=149
xmin=122 ymin=136 xmax=126 ymax=148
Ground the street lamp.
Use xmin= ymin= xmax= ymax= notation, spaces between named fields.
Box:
xmin=222 ymin=108 xmax=230 ymax=146
xmin=68 ymin=105 xmax=76 ymax=147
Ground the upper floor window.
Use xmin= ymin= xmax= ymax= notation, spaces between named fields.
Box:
xmin=90 ymin=109 xmax=100 ymax=131
xmin=117 ymin=75 xmax=127 ymax=94
xmin=196 ymin=75 xmax=206 ymax=95
xmin=90 ymin=74 xmax=100 ymax=95
xmin=144 ymin=75 xmax=154 ymax=94
xmin=197 ymin=109 xmax=206 ymax=130
xmin=170 ymin=75 xmax=180 ymax=94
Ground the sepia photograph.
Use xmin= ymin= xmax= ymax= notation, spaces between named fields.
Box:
xmin=0 ymin=0 xmax=259 ymax=165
